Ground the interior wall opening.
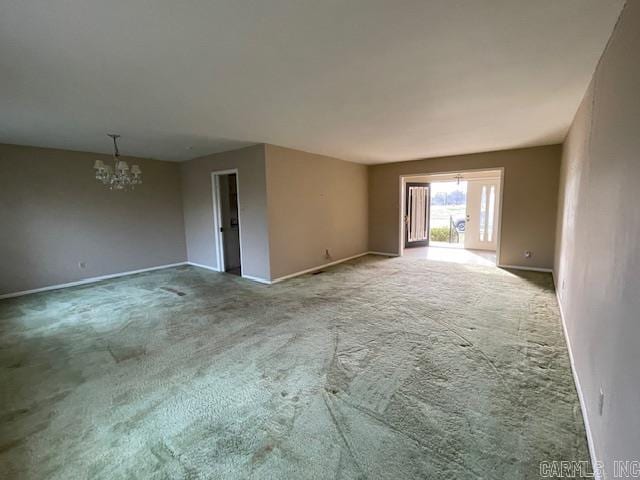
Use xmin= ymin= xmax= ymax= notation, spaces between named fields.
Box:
xmin=401 ymin=169 xmax=503 ymax=266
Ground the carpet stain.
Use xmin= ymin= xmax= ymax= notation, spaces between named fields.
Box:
xmin=160 ymin=287 xmax=187 ymax=297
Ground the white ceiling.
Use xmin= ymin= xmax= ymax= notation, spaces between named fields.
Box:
xmin=0 ymin=0 xmax=624 ymax=164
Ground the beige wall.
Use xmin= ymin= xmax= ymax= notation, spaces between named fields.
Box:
xmin=555 ymin=1 xmax=639 ymax=473
xmin=0 ymin=143 xmax=187 ymax=296
xmin=265 ymin=144 xmax=368 ymax=280
xmin=368 ymin=145 xmax=561 ymax=269
xmin=0 ymin=140 xmax=562 ymax=294
xmin=180 ymin=145 xmax=271 ymax=281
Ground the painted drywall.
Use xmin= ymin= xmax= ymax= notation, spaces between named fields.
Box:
xmin=554 ymin=1 xmax=640 ymax=474
xmin=368 ymin=145 xmax=561 ymax=269
xmin=0 ymin=143 xmax=187 ymax=296
xmin=180 ymin=145 xmax=271 ymax=281
xmin=265 ymin=145 xmax=368 ymax=280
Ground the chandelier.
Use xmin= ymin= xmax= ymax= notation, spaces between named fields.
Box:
xmin=93 ymin=134 xmax=142 ymax=190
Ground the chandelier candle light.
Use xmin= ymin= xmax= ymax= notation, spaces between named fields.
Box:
xmin=93 ymin=134 xmax=142 ymax=190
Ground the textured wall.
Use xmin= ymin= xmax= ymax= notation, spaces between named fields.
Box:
xmin=368 ymin=145 xmax=561 ymax=269
xmin=265 ymin=145 xmax=368 ymax=280
xmin=554 ymin=1 xmax=640 ymax=473
xmin=0 ymin=144 xmax=187 ymax=295
xmin=180 ymin=145 xmax=271 ymax=281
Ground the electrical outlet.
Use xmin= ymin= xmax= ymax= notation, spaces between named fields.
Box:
xmin=598 ymin=388 xmax=604 ymax=416
xmin=78 ymin=262 xmax=87 ymax=269
xmin=524 ymin=251 xmax=532 ymax=259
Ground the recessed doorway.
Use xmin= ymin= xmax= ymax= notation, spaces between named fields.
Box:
xmin=400 ymin=169 xmax=503 ymax=266
xmin=211 ymin=170 xmax=242 ymax=276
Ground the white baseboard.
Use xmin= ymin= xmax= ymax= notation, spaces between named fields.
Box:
xmin=554 ymin=280 xmax=601 ymax=480
xmin=194 ymin=251 xmax=389 ymax=285
xmin=270 ymin=252 xmax=370 ymax=284
xmin=186 ymin=261 xmax=221 ymax=273
xmin=0 ymin=262 xmax=188 ymax=300
xmin=0 ymin=250 xmax=401 ymax=298
xmin=185 ymin=262 xmax=271 ymax=284
xmin=498 ymin=263 xmax=553 ymax=273
xmin=241 ymin=274 xmax=271 ymax=284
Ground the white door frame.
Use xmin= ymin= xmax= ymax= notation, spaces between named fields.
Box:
xmin=398 ymin=167 xmax=505 ymax=264
xmin=211 ymin=169 xmax=244 ymax=273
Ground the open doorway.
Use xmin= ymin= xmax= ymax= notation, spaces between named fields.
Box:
xmin=212 ymin=170 xmax=242 ymax=276
xmin=401 ymin=169 xmax=502 ymax=266
xmin=428 ymin=180 xmax=467 ymax=248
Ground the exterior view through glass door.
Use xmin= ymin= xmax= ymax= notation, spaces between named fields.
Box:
xmin=428 ymin=180 xmax=467 ymax=247
xmin=465 ymin=178 xmax=500 ymax=251
xmin=404 ymin=182 xmax=430 ymax=248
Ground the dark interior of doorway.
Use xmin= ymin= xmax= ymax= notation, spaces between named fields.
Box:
xmin=219 ymin=174 xmax=241 ymax=276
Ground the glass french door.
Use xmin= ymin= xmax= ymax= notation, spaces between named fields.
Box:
xmin=465 ymin=179 xmax=500 ymax=251
xmin=404 ymin=182 xmax=431 ymax=248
